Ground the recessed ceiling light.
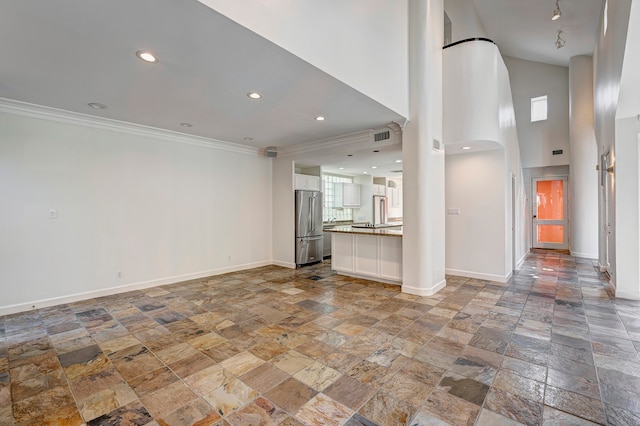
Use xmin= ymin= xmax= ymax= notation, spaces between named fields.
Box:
xmin=338 ymin=167 xmax=345 ymax=170
xmin=371 ymin=166 xmax=378 ymax=169
xmin=88 ymin=102 xmax=106 ymax=109
xmin=315 ymin=116 xmax=326 ymax=121
xmin=247 ymin=92 xmax=262 ymax=99
xmin=461 ymin=146 xmax=471 ymax=150
xmin=180 ymin=122 xmax=192 ymax=128
xmin=244 ymin=137 xmax=254 ymax=141
xmin=135 ymin=50 xmax=158 ymax=63
xmin=395 ymin=160 xmax=402 ymax=163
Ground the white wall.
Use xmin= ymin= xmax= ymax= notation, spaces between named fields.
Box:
xmin=445 ymin=150 xmax=506 ymax=279
xmin=271 ymin=157 xmax=295 ymax=268
xmin=443 ymin=41 xmax=528 ymax=281
xmin=443 ymin=0 xmax=487 ymax=41
xmin=0 ymin=108 xmax=273 ymax=314
xmin=593 ymin=0 xmax=633 ymax=293
xmin=613 ymin=117 xmax=640 ymax=299
xmin=504 ymin=57 xmax=570 ymax=168
xmin=198 ymin=0 xmax=409 ymax=118
xmin=568 ymin=56 xmax=599 ymax=259
xmin=443 ymin=41 xmax=502 ymax=150
xmin=498 ymin=57 xmax=529 ymax=273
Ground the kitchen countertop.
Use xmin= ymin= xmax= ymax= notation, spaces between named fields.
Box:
xmin=325 ymin=225 xmax=403 ymax=237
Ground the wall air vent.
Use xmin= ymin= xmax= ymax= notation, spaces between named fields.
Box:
xmin=374 ymin=130 xmax=391 ymax=142
xmin=391 ymin=170 xmax=403 ymax=173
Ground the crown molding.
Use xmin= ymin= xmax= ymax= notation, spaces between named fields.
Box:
xmin=279 ymin=129 xmax=374 ymax=158
xmin=0 ymin=98 xmax=261 ymax=156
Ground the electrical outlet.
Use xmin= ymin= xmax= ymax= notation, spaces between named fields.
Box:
xmin=116 ymin=272 xmax=122 ymax=279
xmin=227 ymin=256 xmax=231 ymax=262
xmin=49 ymin=209 xmax=57 ymax=219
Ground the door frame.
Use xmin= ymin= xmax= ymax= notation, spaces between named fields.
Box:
xmin=601 ymin=152 xmax=612 ymax=271
xmin=531 ymin=175 xmax=569 ymax=250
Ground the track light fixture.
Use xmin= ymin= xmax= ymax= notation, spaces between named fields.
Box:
xmin=552 ymin=0 xmax=561 ymax=20
xmin=555 ymin=30 xmax=566 ymax=49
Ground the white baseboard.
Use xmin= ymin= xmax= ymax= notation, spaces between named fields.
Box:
xmin=335 ymin=272 xmax=401 ymax=286
xmin=517 ymin=250 xmax=529 ymax=270
xmin=272 ymin=260 xmax=296 ymax=269
xmin=0 ymin=260 xmax=272 ymax=316
xmin=445 ymin=268 xmax=509 ymax=283
xmin=615 ymin=289 xmax=640 ymax=300
xmin=570 ymin=250 xmax=598 ymax=260
xmin=402 ymin=278 xmax=447 ymax=297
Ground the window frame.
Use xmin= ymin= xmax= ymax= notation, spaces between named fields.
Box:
xmin=531 ymin=95 xmax=548 ymax=122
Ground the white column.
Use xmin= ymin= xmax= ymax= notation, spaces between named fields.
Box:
xmin=402 ymin=0 xmax=446 ymax=296
xmin=568 ymin=55 xmax=599 ymax=259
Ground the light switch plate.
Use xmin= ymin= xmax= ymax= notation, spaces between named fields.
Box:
xmin=447 ymin=208 xmax=460 ymax=215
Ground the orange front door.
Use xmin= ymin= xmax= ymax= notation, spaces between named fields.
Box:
xmin=533 ymin=177 xmax=568 ymax=249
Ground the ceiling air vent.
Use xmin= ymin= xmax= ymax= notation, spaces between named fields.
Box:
xmin=374 ymin=130 xmax=391 ymax=142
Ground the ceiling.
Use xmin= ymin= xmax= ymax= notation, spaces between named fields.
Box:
xmin=0 ymin=0 xmax=404 ymax=150
xmin=472 ymin=0 xmax=604 ymax=67
xmin=0 ymin=0 xmax=610 ymax=177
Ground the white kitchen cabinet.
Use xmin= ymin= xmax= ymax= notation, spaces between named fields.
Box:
xmin=389 ymin=187 xmax=401 ymax=208
xmin=373 ymin=184 xmax=386 ymax=196
xmin=334 ymin=183 xmax=361 ymax=207
xmin=331 ymin=232 xmax=402 ymax=284
xmin=295 ymin=174 xmax=321 ymax=191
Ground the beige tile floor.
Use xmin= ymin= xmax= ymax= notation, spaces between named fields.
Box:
xmin=1 ymin=249 xmax=640 ymax=425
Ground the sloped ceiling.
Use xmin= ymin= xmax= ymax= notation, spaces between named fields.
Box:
xmin=472 ymin=0 xmax=604 ymax=66
xmin=0 ymin=0 xmax=405 ymax=149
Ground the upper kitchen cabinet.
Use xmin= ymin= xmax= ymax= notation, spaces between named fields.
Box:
xmin=295 ymin=173 xmax=321 ymax=191
xmin=334 ymin=183 xmax=361 ymax=208
xmin=389 ymin=187 xmax=401 ymax=208
xmin=373 ymin=184 xmax=386 ymax=196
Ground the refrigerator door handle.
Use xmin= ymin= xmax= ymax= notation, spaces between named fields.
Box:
xmin=381 ymin=197 xmax=387 ymax=224
xmin=310 ymin=196 xmax=316 ymax=233
xmin=301 ymin=236 xmax=323 ymax=241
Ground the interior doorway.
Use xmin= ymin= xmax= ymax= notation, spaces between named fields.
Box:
xmin=532 ymin=176 xmax=569 ymax=250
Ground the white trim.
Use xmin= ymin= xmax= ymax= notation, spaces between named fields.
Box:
xmin=0 ymin=260 xmax=271 ymax=316
xmin=0 ymin=98 xmax=260 ymax=156
xmin=598 ymin=263 xmax=609 ymax=272
xmin=335 ymin=271 xmax=401 ymax=285
xmin=445 ymin=268 xmax=510 ymax=283
xmin=615 ymin=290 xmax=640 ymax=300
xmin=402 ymin=279 xmax=447 ymax=296
xmin=272 ymin=260 xmax=296 ymax=269
xmin=279 ymin=129 xmax=373 ymax=157
xmin=517 ymin=250 xmax=529 ymax=270
xmin=570 ymin=250 xmax=599 ymax=260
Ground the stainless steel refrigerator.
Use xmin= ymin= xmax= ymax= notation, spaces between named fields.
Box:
xmin=373 ymin=195 xmax=388 ymax=225
xmin=295 ymin=190 xmax=323 ymax=267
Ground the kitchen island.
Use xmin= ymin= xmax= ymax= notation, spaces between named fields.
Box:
xmin=326 ymin=225 xmax=402 ymax=285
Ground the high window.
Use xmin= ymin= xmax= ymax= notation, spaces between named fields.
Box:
xmin=322 ymin=174 xmax=353 ymax=222
xmin=531 ymin=95 xmax=548 ymax=122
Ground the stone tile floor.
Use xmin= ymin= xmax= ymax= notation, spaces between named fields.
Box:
xmin=1 ymin=249 xmax=640 ymax=425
